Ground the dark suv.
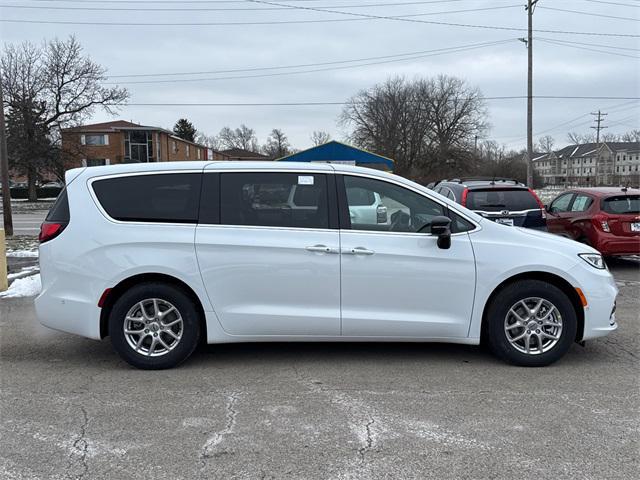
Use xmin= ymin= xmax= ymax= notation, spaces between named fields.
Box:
xmin=430 ymin=178 xmax=547 ymax=230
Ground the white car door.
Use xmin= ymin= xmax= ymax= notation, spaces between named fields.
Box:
xmin=195 ymin=169 xmax=341 ymax=336
xmin=339 ymin=174 xmax=477 ymax=339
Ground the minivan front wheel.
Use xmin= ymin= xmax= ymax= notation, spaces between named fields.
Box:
xmin=486 ymin=280 xmax=577 ymax=367
xmin=109 ymin=283 xmax=201 ymax=369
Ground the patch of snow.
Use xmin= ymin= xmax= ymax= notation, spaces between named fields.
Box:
xmin=7 ymin=266 xmax=39 ymax=280
xmin=5 ymin=249 xmax=39 ymax=258
xmin=0 ymin=274 xmax=41 ymax=298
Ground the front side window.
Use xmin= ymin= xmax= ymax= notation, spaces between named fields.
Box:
xmin=220 ymin=172 xmax=329 ymax=229
xmin=93 ymin=173 xmax=202 ymax=223
xmin=343 ymin=175 xmax=447 ymax=233
xmin=550 ymin=193 xmax=574 ymax=213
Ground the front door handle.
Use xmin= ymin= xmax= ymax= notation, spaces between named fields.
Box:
xmin=345 ymin=247 xmax=375 ymax=255
xmin=306 ymin=245 xmax=339 ymax=254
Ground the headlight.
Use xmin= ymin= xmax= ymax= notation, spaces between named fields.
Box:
xmin=579 ymin=253 xmax=606 ymax=270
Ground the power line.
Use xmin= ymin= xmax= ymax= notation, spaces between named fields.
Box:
xmin=538 ymin=6 xmax=640 ymax=21
xmin=537 ymin=38 xmax=640 ymax=58
xmin=16 ymin=0 xmax=488 ymax=3
xmin=106 ymin=40 xmax=516 ymax=84
xmin=578 ymin=0 xmax=640 ymax=7
xmin=0 ymin=1 xmax=519 ymax=12
xmin=2 ymin=2 xmax=638 ymax=36
xmin=117 ymin=97 xmax=640 ymax=107
xmin=536 ymin=37 xmax=640 ymax=52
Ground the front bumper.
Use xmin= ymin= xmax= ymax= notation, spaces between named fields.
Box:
xmin=579 ymin=270 xmax=618 ymax=341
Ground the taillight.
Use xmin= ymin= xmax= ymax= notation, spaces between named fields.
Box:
xmin=39 ymin=222 xmax=66 ymax=243
xmin=461 ymin=188 xmax=469 ymax=207
xmin=592 ymin=214 xmax=610 ymax=232
xmin=528 ymin=188 xmax=546 ymax=219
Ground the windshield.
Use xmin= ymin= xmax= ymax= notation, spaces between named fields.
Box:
xmin=602 ymin=195 xmax=640 ymax=214
xmin=466 ymin=189 xmax=540 ymax=212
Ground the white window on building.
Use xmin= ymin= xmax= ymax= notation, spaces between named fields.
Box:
xmin=172 ymin=141 xmax=178 ymax=154
xmin=81 ymin=134 xmax=108 ymax=146
xmin=197 ymin=149 xmax=201 ymax=160
xmin=186 ymin=145 xmax=190 ymax=158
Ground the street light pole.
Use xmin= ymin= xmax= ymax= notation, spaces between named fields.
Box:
xmin=526 ymin=0 xmax=538 ymax=188
xmin=0 ymin=77 xmax=14 ymax=237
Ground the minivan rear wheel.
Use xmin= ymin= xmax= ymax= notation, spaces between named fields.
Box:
xmin=486 ymin=280 xmax=577 ymax=367
xmin=108 ymin=283 xmax=201 ymax=369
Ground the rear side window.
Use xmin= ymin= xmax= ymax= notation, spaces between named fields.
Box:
xmin=571 ymin=194 xmax=593 ymax=212
xmin=46 ymin=189 xmax=70 ymax=222
xmin=92 ymin=173 xmax=202 ymax=223
xmin=603 ymin=195 xmax=640 ymax=214
xmin=220 ymin=172 xmax=329 ymax=229
xmin=466 ymin=189 xmax=540 ymax=212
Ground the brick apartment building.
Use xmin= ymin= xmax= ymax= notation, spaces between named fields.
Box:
xmin=61 ymin=120 xmax=209 ymax=168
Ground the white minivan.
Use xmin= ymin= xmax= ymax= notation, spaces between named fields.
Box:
xmin=36 ymin=162 xmax=618 ymax=369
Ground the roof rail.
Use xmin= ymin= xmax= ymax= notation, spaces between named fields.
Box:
xmin=445 ymin=177 xmax=522 ymax=184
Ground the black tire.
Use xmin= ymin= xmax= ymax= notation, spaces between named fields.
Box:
xmin=486 ymin=280 xmax=577 ymax=367
xmin=108 ymin=282 xmax=201 ymax=370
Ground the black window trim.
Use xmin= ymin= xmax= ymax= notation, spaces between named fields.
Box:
xmin=88 ymin=170 xmax=205 ymax=226
xmin=336 ymin=173 xmax=479 ymax=236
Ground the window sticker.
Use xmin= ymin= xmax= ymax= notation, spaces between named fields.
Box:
xmin=298 ymin=175 xmax=314 ymax=185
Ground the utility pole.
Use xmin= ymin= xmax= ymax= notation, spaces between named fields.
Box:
xmin=0 ymin=77 xmax=13 ymax=237
xmin=591 ymin=110 xmax=608 ymax=186
xmin=591 ymin=110 xmax=608 ymax=144
xmin=525 ymin=0 xmax=539 ymax=188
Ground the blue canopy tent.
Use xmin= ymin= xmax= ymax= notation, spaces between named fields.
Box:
xmin=277 ymin=141 xmax=394 ymax=171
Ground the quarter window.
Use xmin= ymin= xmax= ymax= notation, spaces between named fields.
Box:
xmin=92 ymin=173 xmax=202 ymax=223
xmin=343 ymin=176 xmax=446 ymax=233
xmin=220 ymin=172 xmax=329 ymax=229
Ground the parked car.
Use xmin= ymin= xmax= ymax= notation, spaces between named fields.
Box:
xmin=546 ymin=187 xmax=640 ymax=257
xmin=36 ymin=162 xmax=617 ymax=369
xmin=431 ymin=178 xmax=547 ymax=230
xmin=40 ymin=181 xmax=64 ymax=189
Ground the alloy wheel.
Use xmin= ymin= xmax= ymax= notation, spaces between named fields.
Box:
xmin=123 ymin=298 xmax=183 ymax=357
xmin=504 ymin=297 xmax=563 ymax=355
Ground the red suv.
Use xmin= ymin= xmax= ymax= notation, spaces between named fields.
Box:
xmin=546 ymin=187 xmax=640 ymax=256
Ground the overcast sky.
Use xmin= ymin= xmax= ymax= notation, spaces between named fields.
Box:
xmin=1 ymin=0 xmax=639 ymax=151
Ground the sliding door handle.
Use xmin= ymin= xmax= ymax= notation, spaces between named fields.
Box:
xmin=306 ymin=245 xmax=339 ymax=254
xmin=346 ymin=247 xmax=375 ymax=255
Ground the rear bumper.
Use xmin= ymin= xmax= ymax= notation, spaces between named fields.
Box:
xmin=592 ymin=233 xmax=640 ymax=256
xmin=35 ymin=281 xmax=102 ymax=340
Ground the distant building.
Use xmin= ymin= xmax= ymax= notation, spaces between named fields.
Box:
xmin=61 ymin=120 xmax=209 ymax=168
xmin=277 ymin=140 xmax=395 ymax=171
xmin=212 ymin=148 xmax=272 ymax=161
xmin=532 ymin=142 xmax=640 ymax=187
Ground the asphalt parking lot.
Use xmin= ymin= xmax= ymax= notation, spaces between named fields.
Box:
xmin=1 ymin=259 xmax=638 ymax=480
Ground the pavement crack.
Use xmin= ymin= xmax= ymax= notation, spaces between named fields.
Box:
xmin=200 ymin=392 xmax=240 ymax=464
xmin=66 ymin=405 xmax=90 ymax=480
xmin=357 ymin=417 xmax=376 ymax=464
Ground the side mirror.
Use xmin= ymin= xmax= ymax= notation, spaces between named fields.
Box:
xmin=430 ymin=216 xmax=452 ymax=250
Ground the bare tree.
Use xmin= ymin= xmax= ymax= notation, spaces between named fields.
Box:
xmin=340 ymin=75 xmax=487 ymax=180
xmin=621 ymin=130 xmax=640 ymax=142
xmin=536 ymin=135 xmax=555 ymax=153
xmin=195 ymin=132 xmax=221 ymax=151
xmin=2 ymin=36 xmax=128 ymax=199
xmin=310 ymin=130 xmax=331 ymax=146
xmin=263 ymin=128 xmax=291 ymax=158
xmin=218 ymin=124 xmax=259 ymax=151
xmin=567 ymin=132 xmax=595 ymax=144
